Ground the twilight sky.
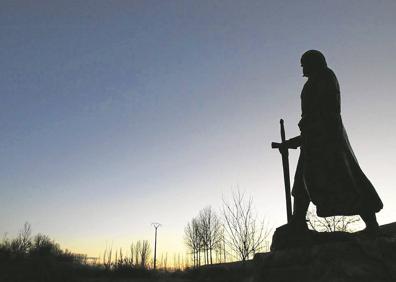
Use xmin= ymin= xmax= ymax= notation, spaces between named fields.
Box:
xmin=1 ymin=1 xmax=396 ymax=258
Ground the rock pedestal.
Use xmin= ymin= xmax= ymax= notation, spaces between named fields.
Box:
xmin=270 ymin=223 xmax=356 ymax=251
xmin=253 ymin=223 xmax=396 ymax=282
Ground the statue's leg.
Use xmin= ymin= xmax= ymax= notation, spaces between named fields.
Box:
xmin=292 ymin=188 xmax=309 ymax=229
xmin=293 ymin=190 xmax=309 ymax=219
xmin=291 ymin=155 xmax=310 ymax=229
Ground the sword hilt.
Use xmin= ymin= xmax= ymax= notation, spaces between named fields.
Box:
xmin=271 ymin=119 xmax=286 ymax=149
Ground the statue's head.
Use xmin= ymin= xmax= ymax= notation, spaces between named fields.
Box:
xmin=301 ymin=50 xmax=327 ymax=77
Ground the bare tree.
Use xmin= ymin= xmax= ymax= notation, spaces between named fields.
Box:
xmin=103 ymin=243 xmax=113 ymax=270
xmin=222 ymin=190 xmax=270 ymax=261
xmin=31 ymin=233 xmax=62 ymax=256
xmin=198 ymin=206 xmax=223 ymax=265
xmin=307 ymin=207 xmax=362 ymax=232
xmin=134 ymin=240 xmax=141 ymax=267
xmin=161 ymin=252 xmax=168 ymax=270
xmin=11 ymin=222 xmax=32 ymax=255
xmin=184 ymin=218 xmax=202 ymax=267
xmin=139 ymin=240 xmax=151 ymax=268
xmin=130 ymin=243 xmax=134 ymax=266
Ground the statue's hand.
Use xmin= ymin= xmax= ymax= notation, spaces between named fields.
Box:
xmin=271 ymin=136 xmax=301 ymax=152
xmin=284 ymin=136 xmax=301 ymax=149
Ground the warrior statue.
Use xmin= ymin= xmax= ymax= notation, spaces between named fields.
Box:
xmin=282 ymin=50 xmax=383 ymax=235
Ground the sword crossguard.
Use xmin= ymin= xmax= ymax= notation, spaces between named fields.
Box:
xmin=271 ymin=142 xmax=281 ymax=149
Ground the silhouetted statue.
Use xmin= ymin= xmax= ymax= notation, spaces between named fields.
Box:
xmin=282 ymin=50 xmax=383 ymax=235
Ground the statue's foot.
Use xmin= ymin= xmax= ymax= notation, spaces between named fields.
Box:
xmin=359 ymin=226 xmax=380 ymax=239
xmin=271 ymin=219 xmax=312 ymax=251
xmin=289 ymin=215 xmax=309 ymax=233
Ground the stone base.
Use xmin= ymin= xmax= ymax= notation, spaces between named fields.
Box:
xmin=271 ymin=223 xmax=355 ymax=251
xmin=254 ymin=223 xmax=396 ymax=282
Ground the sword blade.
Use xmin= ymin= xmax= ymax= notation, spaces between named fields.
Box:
xmin=279 ymin=119 xmax=292 ymax=223
xmin=281 ymin=149 xmax=292 ymax=223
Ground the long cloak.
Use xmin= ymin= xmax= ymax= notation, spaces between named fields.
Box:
xmin=292 ymin=67 xmax=383 ymax=217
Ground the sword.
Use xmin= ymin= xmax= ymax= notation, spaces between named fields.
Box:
xmin=271 ymin=119 xmax=292 ymax=223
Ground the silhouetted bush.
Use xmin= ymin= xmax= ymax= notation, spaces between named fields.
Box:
xmin=0 ymin=223 xmax=90 ymax=282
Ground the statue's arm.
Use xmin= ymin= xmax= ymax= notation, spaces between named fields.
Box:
xmin=285 ymin=135 xmax=301 ymax=149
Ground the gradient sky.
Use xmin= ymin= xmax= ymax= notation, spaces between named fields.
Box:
xmin=1 ymin=1 xmax=396 ymax=259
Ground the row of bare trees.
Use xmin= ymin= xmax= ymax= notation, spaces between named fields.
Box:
xmin=184 ymin=190 xmax=271 ymax=266
xmin=103 ymin=240 xmax=151 ymax=270
xmin=184 ymin=206 xmax=224 ymax=267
